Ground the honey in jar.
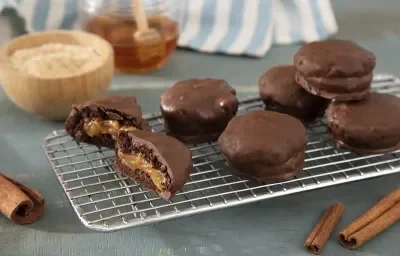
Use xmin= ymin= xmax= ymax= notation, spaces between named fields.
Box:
xmin=79 ymin=0 xmax=180 ymax=73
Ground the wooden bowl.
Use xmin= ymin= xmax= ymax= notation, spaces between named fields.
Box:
xmin=0 ymin=30 xmax=114 ymax=120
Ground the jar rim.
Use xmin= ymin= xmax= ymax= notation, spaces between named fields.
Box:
xmin=80 ymin=0 xmax=175 ymax=17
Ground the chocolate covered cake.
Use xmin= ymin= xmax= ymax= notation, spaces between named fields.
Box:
xmin=259 ymin=65 xmax=329 ymax=122
xmin=218 ymin=110 xmax=307 ymax=182
xmin=326 ymin=92 xmax=400 ymax=154
xmin=294 ymin=39 xmax=376 ymax=101
xmin=115 ymin=130 xmax=193 ymax=200
xmin=160 ymin=79 xmax=239 ymax=144
xmin=65 ymin=96 xmax=150 ymax=148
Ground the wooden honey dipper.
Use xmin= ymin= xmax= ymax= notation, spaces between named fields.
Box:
xmin=132 ymin=0 xmax=166 ymax=63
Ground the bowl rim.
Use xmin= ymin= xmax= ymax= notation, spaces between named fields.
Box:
xmin=0 ymin=29 xmax=114 ymax=81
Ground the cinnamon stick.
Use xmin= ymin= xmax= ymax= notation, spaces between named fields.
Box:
xmin=304 ymin=202 xmax=345 ymax=254
xmin=0 ymin=172 xmax=45 ymax=224
xmin=339 ymin=187 xmax=400 ymax=249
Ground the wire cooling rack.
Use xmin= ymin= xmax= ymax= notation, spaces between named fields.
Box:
xmin=42 ymin=73 xmax=400 ymax=231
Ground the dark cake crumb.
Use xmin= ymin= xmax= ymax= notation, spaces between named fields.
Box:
xmin=115 ymin=130 xmax=193 ymax=200
xmin=118 ymin=131 xmax=171 ymax=189
xmin=65 ymin=96 xmax=144 ymax=149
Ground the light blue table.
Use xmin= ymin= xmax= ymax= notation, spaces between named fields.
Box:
xmin=0 ymin=1 xmax=399 ymax=255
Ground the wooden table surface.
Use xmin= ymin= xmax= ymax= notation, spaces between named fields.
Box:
xmin=0 ymin=1 xmax=399 ymax=255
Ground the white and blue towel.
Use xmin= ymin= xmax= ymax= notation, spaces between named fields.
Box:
xmin=1 ymin=0 xmax=338 ymax=57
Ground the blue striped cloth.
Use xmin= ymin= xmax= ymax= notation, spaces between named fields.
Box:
xmin=1 ymin=0 xmax=338 ymax=57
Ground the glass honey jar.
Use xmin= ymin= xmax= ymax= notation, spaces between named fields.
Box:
xmin=79 ymin=0 xmax=180 ymax=73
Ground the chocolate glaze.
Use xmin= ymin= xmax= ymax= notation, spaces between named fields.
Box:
xmin=218 ymin=110 xmax=307 ymax=182
xmin=160 ymin=79 xmax=239 ymax=144
xmin=116 ymin=130 xmax=193 ymax=200
xmin=326 ymin=92 xmax=400 ymax=154
xmin=227 ymin=150 xmax=305 ymax=183
xmin=65 ymin=95 xmax=149 ymax=148
xmin=259 ymin=65 xmax=329 ymax=122
xmin=294 ymin=39 xmax=376 ymax=78
xmin=296 ymin=73 xmax=371 ymax=101
xmin=331 ymin=136 xmax=400 ymax=155
xmin=297 ymin=73 xmax=372 ymax=94
xmin=294 ymin=39 xmax=375 ymax=101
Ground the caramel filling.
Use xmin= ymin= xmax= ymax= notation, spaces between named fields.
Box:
xmin=83 ymin=119 xmax=136 ymax=139
xmin=118 ymin=151 xmax=167 ymax=191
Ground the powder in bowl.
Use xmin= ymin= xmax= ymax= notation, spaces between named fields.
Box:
xmin=10 ymin=43 xmax=104 ymax=78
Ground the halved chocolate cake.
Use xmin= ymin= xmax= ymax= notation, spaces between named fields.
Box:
xmin=65 ymin=96 xmax=150 ymax=148
xmin=116 ymin=130 xmax=193 ymax=200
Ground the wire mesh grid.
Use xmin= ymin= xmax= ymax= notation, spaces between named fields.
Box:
xmin=42 ymin=73 xmax=400 ymax=231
